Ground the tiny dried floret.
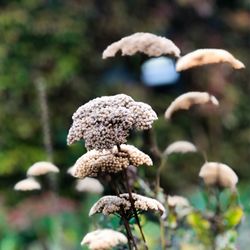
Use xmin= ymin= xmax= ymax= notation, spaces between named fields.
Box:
xmin=167 ymin=195 xmax=190 ymax=208
xmin=89 ymin=193 xmax=165 ymax=216
xmin=164 ymin=141 xmax=197 ymax=155
xmin=27 ymin=161 xmax=59 ymax=176
xmin=176 ymin=48 xmax=245 ymax=71
xmin=67 ymin=94 xmax=157 ymax=150
xmin=165 ymin=92 xmax=219 ymax=119
xmin=81 ymin=229 xmax=128 ymax=250
xmin=199 ymin=162 xmax=238 ymax=190
xmin=75 ymin=177 xmax=104 ymax=194
xmin=14 ymin=178 xmax=41 ymax=191
xmin=73 ymin=144 xmax=152 ymax=179
xmin=103 ymin=32 xmax=180 ymax=59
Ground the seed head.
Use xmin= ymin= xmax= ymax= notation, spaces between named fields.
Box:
xmin=27 ymin=161 xmax=59 ymax=176
xmin=164 ymin=141 xmax=197 ymax=155
xmin=103 ymin=32 xmax=180 ymax=59
xmin=73 ymin=144 xmax=153 ymax=179
xmin=89 ymin=193 xmax=165 ymax=216
xmin=81 ymin=229 xmax=128 ymax=250
xmin=176 ymin=48 xmax=245 ymax=71
xmin=199 ymin=162 xmax=238 ymax=190
xmin=75 ymin=177 xmax=104 ymax=194
xmin=67 ymin=94 xmax=157 ymax=150
xmin=165 ymin=91 xmax=219 ymax=119
xmin=14 ymin=178 xmax=41 ymax=191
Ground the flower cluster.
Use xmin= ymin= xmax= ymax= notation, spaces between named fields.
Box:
xmin=67 ymin=94 xmax=157 ymax=150
xmin=102 ymin=32 xmax=181 ymax=58
xmin=89 ymin=193 xmax=165 ymax=216
xmin=81 ymin=229 xmax=128 ymax=250
xmin=73 ymin=144 xmax=153 ymax=178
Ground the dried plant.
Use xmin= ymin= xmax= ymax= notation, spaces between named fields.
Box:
xmin=199 ymin=162 xmax=238 ymax=190
xmin=67 ymin=94 xmax=157 ymax=150
xmin=14 ymin=178 xmax=41 ymax=191
xmin=72 ymin=144 xmax=152 ymax=179
xmin=176 ymin=48 xmax=245 ymax=71
xmin=27 ymin=161 xmax=59 ymax=176
xmin=164 ymin=140 xmax=197 ymax=155
xmin=81 ymin=229 xmax=128 ymax=250
xmin=75 ymin=177 xmax=104 ymax=194
xmin=102 ymin=32 xmax=180 ymax=59
xmin=165 ymin=91 xmax=219 ymax=119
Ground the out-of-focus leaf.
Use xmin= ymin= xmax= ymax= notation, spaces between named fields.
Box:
xmin=224 ymin=206 xmax=243 ymax=228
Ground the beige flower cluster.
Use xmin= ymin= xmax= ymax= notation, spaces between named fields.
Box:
xmin=165 ymin=91 xmax=219 ymax=119
xmin=102 ymin=32 xmax=181 ymax=59
xmin=81 ymin=229 xmax=128 ymax=250
xmin=89 ymin=193 xmax=165 ymax=216
xmin=199 ymin=162 xmax=238 ymax=190
xmin=164 ymin=141 xmax=197 ymax=155
xmin=27 ymin=161 xmax=59 ymax=176
xmin=75 ymin=177 xmax=104 ymax=194
xmin=14 ymin=178 xmax=41 ymax=191
xmin=73 ymin=144 xmax=153 ymax=178
xmin=176 ymin=48 xmax=245 ymax=72
xmin=67 ymin=94 xmax=157 ymax=150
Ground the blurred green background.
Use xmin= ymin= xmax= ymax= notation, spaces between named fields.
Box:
xmin=0 ymin=0 xmax=250 ymax=249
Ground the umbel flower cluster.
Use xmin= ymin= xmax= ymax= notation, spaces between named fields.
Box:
xmin=67 ymin=94 xmax=157 ymax=150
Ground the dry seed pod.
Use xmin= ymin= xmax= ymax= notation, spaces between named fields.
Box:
xmin=176 ymin=48 xmax=245 ymax=71
xmin=81 ymin=229 xmax=128 ymax=250
xmin=14 ymin=178 xmax=41 ymax=191
xmin=199 ymin=162 xmax=238 ymax=190
xmin=103 ymin=32 xmax=180 ymax=59
xmin=75 ymin=177 xmax=104 ymax=194
xmin=165 ymin=91 xmax=219 ymax=119
xmin=27 ymin=161 xmax=59 ymax=176
xmin=164 ymin=141 xmax=197 ymax=155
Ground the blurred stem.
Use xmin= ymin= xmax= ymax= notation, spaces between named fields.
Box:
xmin=155 ymin=156 xmax=167 ymax=194
xmin=160 ymin=219 xmax=167 ymax=250
xmin=35 ymin=77 xmax=53 ymax=162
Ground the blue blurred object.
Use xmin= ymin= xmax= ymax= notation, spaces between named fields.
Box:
xmin=141 ymin=57 xmax=180 ymax=87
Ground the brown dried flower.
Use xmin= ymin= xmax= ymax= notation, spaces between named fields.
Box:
xmin=67 ymin=94 xmax=157 ymax=150
xmin=89 ymin=193 xmax=165 ymax=216
xmin=81 ymin=229 xmax=128 ymax=250
xmin=103 ymin=32 xmax=180 ymax=59
xmin=199 ymin=162 xmax=238 ymax=190
xmin=14 ymin=178 xmax=41 ymax=191
xmin=27 ymin=161 xmax=59 ymax=176
xmin=164 ymin=141 xmax=197 ymax=155
xmin=73 ymin=144 xmax=153 ymax=179
xmin=176 ymin=49 xmax=245 ymax=71
xmin=75 ymin=177 xmax=104 ymax=194
xmin=165 ymin=91 xmax=219 ymax=119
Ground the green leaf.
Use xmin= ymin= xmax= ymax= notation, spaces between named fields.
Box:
xmin=224 ymin=206 xmax=243 ymax=228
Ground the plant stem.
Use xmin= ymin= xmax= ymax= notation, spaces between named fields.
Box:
xmin=155 ymin=157 xmax=167 ymax=194
xmin=123 ymin=168 xmax=148 ymax=249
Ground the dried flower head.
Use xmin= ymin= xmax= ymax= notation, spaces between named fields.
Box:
xmin=67 ymin=94 xmax=157 ymax=150
xmin=89 ymin=193 xmax=165 ymax=216
xmin=103 ymin=32 xmax=180 ymax=59
xmin=176 ymin=48 xmax=245 ymax=71
xmin=164 ymin=141 xmax=197 ymax=155
xmin=73 ymin=144 xmax=153 ymax=178
xmin=75 ymin=177 xmax=104 ymax=194
xmin=81 ymin=229 xmax=128 ymax=250
xmin=27 ymin=161 xmax=59 ymax=176
xmin=199 ymin=162 xmax=238 ymax=190
xmin=14 ymin=178 xmax=41 ymax=191
xmin=165 ymin=91 xmax=219 ymax=119
xmin=167 ymin=195 xmax=190 ymax=208
xmin=67 ymin=165 xmax=76 ymax=176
